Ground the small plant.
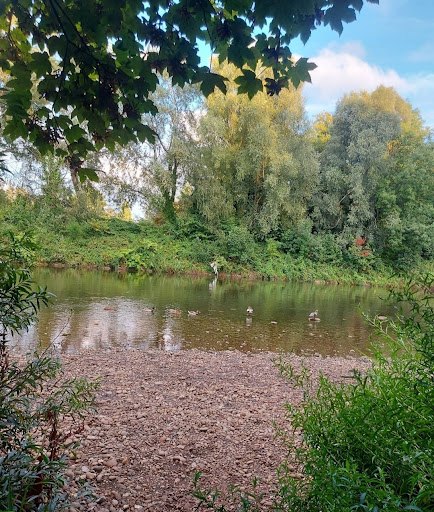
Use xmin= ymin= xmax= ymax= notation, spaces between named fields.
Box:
xmin=193 ymin=472 xmax=264 ymax=512
xmin=0 ymin=233 xmax=98 ymax=511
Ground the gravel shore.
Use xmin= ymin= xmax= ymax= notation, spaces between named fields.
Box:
xmin=61 ymin=349 xmax=369 ymax=512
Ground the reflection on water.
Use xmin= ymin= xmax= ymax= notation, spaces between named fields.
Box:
xmin=13 ymin=268 xmax=395 ymax=356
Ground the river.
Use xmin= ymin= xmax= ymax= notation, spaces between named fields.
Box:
xmin=14 ymin=268 xmax=395 ymax=356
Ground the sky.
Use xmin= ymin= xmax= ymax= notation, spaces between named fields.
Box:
xmin=289 ymin=0 xmax=434 ymax=127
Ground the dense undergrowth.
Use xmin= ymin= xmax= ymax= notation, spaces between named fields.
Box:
xmin=0 ymin=197 xmax=431 ymax=287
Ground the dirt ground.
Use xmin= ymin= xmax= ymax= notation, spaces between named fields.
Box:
xmin=60 ymin=348 xmax=369 ymax=512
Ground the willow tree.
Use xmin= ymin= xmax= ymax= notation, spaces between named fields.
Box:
xmin=190 ymin=61 xmax=319 ymax=237
xmin=94 ymin=77 xmax=203 ymax=222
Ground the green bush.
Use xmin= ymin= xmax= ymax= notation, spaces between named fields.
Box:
xmin=275 ymin=276 xmax=434 ymax=512
xmin=219 ymin=226 xmax=258 ymax=266
xmin=0 ymin=234 xmax=98 ymax=511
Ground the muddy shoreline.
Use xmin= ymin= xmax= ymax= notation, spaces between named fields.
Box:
xmin=59 ymin=348 xmax=369 ymax=512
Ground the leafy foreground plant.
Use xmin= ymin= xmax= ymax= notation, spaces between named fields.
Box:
xmin=193 ymin=276 xmax=434 ymax=511
xmin=0 ymin=234 xmax=98 ymax=511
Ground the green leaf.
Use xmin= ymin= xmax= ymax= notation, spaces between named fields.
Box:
xmin=29 ymin=52 xmax=52 ymax=77
xmin=136 ymin=124 xmax=156 ymax=144
xmin=78 ymin=168 xmax=99 ymax=183
xmin=324 ymin=3 xmax=357 ymax=35
xmin=200 ymin=73 xmax=227 ymax=97
xmin=290 ymin=58 xmax=317 ymax=88
xmin=234 ymin=69 xmax=263 ymax=98
xmin=64 ymin=125 xmax=86 ymax=144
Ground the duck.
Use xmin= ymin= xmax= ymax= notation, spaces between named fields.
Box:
xmin=246 ymin=306 xmax=253 ymax=316
xmin=169 ymin=309 xmax=182 ymax=315
xmin=188 ymin=310 xmax=199 ymax=316
xmin=144 ymin=307 xmax=155 ymax=313
xmin=308 ymin=309 xmax=320 ymax=321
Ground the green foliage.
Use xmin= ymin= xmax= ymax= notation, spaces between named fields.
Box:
xmin=219 ymin=226 xmax=258 ymax=266
xmin=0 ymin=234 xmax=98 ymax=511
xmin=0 ymin=233 xmax=52 ymax=340
xmin=192 ymin=61 xmax=318 ymax=236
xmin=275 ymin=276 xmax=434 ymax=512
xmin=0 ymin=355 xmax=98 ymax=511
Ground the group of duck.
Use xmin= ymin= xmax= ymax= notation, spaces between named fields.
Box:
xmin=143 ymin=307 xmax=199 ymax=316
xmin=143 ymin=305 xmax=322 ymax=320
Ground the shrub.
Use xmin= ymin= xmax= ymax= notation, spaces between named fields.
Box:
xmin=0 ymin=234 xmax=98 ymax=511
xmin=275 ymin=275 xmax=434 ymax=512
xmin=219 ymin=226 xmax=258 ymax=265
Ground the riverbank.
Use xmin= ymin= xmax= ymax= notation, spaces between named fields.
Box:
xmin=60 ymin=348 xmax=370 ymax=512
xmin=2 ymin=214 xmax=431 ymax=287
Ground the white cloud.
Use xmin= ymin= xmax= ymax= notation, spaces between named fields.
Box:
xmin=302 ymin=43 xmax=434 ymax=128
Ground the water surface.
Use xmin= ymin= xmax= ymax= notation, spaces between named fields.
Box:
xmin=14 ymin=268 xmax=394 ymax=356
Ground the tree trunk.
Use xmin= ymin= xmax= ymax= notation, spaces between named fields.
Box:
xmin=70 ymin=167 xmax=82 ymax=194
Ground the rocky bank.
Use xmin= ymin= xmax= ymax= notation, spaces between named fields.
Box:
xmin=60 ymin=349 xmax=369 ymax=512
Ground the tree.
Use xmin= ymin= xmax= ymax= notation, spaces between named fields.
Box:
xmin=95 ymin=77 xmax=203 ymax=222
xmin=375 ymin=132 xmax=434 ymax=268
xmin=310 ymin=86 xmax=433 ymax=270
xmin=311 ymin=88 xmax=404 ymax=241
xmin=0 ymin=0 xmax=378 ymax=179
xmin=312 ymin=111 xmax=333 ymax=152
xmin=190 ymin=60 xmax=319 ymax=236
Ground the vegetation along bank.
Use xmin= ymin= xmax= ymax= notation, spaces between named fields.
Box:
xmin=2 ymin=82 xmax=433 ymax=286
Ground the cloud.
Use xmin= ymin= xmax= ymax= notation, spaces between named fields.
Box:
xmin=302 ymin=43 xmax=434 ymax=127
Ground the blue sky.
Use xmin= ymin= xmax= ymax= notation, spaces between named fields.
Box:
xmin=289 ymin=0 xmax=434 ymax=127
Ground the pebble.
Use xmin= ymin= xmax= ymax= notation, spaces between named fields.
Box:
xmin=61 ymin=348 xmax=368 ymax=511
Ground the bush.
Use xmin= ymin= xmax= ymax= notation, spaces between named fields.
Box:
xmin=275 ymin=276 xmax=434 ymax=512
xmin=0 ymin=234 xmax=98 ymax=511
xmin=219 ymin=226 xmax=258 ymax=266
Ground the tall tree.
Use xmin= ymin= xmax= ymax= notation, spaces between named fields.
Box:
xmin=95 ymin=78 xmax=202 ymax=222
xmin=311 ymin=86 xmax=432 ymax=270
xmin=311 ymin=88 xmax=404 ymax=241
xmin=190 ymin=61 xmax=319 ymax=236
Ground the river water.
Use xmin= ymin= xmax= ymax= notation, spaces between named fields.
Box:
xmin=14 ymin=268 xmax=395 ymax=356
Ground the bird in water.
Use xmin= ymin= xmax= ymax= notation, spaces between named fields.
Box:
xmin=169 ymin=309 xmax=182 ymax=315
xmin=309 ymin=309 xmax=320 ymax=321
xmin=144 ymin=307 xmax=155 ymax=313
xmin=188 ymin=310 xmax=199 ymax=316
xmin=246 ymin=306 xmax=253 ymax=316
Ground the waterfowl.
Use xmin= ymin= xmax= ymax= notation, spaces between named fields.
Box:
xmin=246 ymin=306 xmax=253 ymax=316
xmin=377 ymin=315 xmax=388 ymax=321
xmin=309 ymin=309 xmax=320 ymax=321
xmin=144 ymin=307 xmax=155 ymax=313
xmin=169 ymin=309 xmax=182 ymax=315
xmin=188 ymin=310 xmax=199 ymax=316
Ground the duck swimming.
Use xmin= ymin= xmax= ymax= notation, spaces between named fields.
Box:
xmin=188 ymin=310 xmax=199 ymax=316
xmin=144 ymin=307 xmax=155 ymax=313
xmin=169 ymin=309 xmax=182 ymax=315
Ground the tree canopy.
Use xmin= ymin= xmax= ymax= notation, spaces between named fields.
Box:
xmin=0 ymin=0 xmax=378 ymax=178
